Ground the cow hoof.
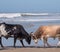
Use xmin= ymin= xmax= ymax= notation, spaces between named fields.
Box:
xmin=1 ymin=45 xmax=4 ymax=48
xmin=47 ymin=45 xmax=50 ymax=47
xmin=22 ymin=46 xmax=25 ymax=47
xmin=14 ymin=46 xmax=16 ymax=48
xmin=56 ymin=45 xmax=60 ymax=48
xmin=14 ymin=47 xmax=16 ymax=48
xmin=44 ymin=46 xmax=46 ymax=48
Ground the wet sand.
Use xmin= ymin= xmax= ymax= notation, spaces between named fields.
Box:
xmin=0 ymin=46 xmax=60 ymax=52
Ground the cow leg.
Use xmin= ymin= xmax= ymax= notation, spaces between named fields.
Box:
xmin=46 ymin=38 xmax=51 ymax=47
xmin=56 ymin=37 xmax=60 ymax=47
xmin=0 ymin=37 xmax=3 ymax=47
xmin=58 ymin=37 xmax=60 ymax=41
xmin=43 ymin=37 xmax=50 ymax=47
xmin=20 ymin=40 xmax=25 ymax=47
xmin=43 ymin=37 xmax=46 ymax=47
xmin=14 ymin=37 xmax=17 ymax=48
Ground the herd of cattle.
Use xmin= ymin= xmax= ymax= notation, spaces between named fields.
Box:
xmin=0 ymin=22 xmax=60 ymax=48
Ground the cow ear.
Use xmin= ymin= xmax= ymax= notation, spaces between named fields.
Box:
xmin=31 ymin=32 xmax=35 ymax=36
xmin=30 ymin=32 xmax=35 ymax=38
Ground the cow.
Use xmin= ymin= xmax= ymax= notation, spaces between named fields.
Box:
xmin=30 ymin=25 xmax=60 ymax=47
xmin=0 ymin=22 xmax=31 ymax=47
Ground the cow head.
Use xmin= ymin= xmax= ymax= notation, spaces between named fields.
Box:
xmin=25 ymin=34 xmax=31 ymax=45
xmin=30 ymin=32 xmax=38 ymax=44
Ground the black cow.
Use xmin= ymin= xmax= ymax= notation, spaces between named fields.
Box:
xmin=0 ymin=22 xmax=31 ymax=47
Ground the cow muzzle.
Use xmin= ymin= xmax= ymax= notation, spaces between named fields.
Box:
xmin=34 ymin=39 xmax=38 ymax=44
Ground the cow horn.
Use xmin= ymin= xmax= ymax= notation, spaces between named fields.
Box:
xmin=7 ymin=30 xmax=11 ymax=33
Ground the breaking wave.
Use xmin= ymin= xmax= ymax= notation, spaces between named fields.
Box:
xmin=21 ymin=13 xmax=49 ymax=16
xmin=0 ymin=13 xmax=60 ymax=18
xmin=14 ymin=19 xmax=60 ymax=22
xmin=0 ymin=13 xmax=21 ymax=18
xmin=1 ymin=19 xmax=60 ymax=22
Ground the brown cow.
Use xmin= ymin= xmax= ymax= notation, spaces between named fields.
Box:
xmin=30 ymin=25 xmax=60 ymax=47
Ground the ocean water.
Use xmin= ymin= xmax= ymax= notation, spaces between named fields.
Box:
xmin=0 ymin=13 xmax=60 ymax=47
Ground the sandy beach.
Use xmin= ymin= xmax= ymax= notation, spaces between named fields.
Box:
xmin=0 ymin=46 xmax=60 ymax=52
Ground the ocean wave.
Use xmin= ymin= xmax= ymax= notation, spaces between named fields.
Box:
xmin=19 ymin=19 xmax=60 ymax=21
xmin=0 ymin=13 xmax=60 ymax=18
xmin=0 ymin=13 xmax=49 ymax=18
xmin=0 ymin=13 xmax=21 ymax=18
xmin=21 ymin=13 xmax=49 ymax=16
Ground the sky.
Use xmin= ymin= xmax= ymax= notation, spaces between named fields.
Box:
xmin=0 ymin=0 xmax=60 ymax=13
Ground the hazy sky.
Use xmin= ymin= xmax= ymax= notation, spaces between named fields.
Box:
xmin=0 ymin=0 xmax=60 ymax=13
